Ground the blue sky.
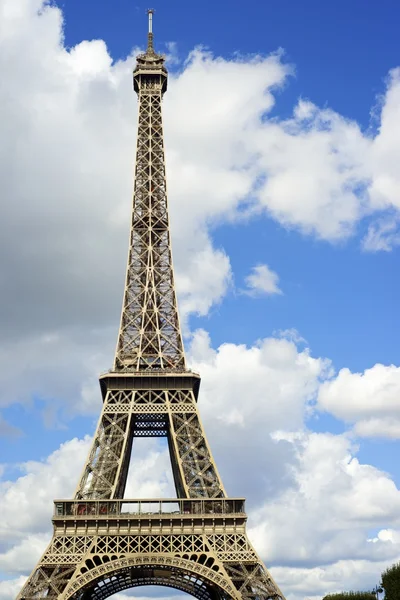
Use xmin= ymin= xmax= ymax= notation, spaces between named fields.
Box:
xmin=1 ymin=1 xmax=400 ymax=599
xmin=60 ymin=0 xmax=400 ymax=116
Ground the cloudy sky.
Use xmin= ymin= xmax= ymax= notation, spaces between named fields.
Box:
xmin=1 ymin=0 xmax=400 ymax=599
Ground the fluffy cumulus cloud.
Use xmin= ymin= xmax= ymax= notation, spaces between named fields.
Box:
xmin=272 ymin=557 xmax=399 ymax=600
xmin=0 ymin=437 xmax=92 ymax=596
xmin=318 ymin=363 xmax=400 ymax=439
xmin=253 ymin=68 xmax=400 ymax=244
xmin=189 ymin=331 xmax=328 ymax=422
xmin=243 ymin=263 xmax=282 ymax=296
xmin=362 ymin=212 xmax=400 ymax=252
xmin=249 ymin=432 xmax=400 ymax=562
xmin=0 ymin=437 xmax=91 ymax=543
xmin=168 ymin=55 xmax=400 ymax=244
xmin=0 ymin=327 xmax=114 ymax=420
xmin=249 ymin=432 xmax=400 ymax=597
xmin=188 ymin=330 xmax=331 ymax=500
xmin=0 ymin=577 xmax=28 ymax=600
xmin=187 ymin=333 xmax=400 ymax=596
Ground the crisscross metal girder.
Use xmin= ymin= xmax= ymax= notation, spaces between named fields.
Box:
xmin=114 ymin=76 xmax=185 ymax=372
xmin=74 ymin=388 xmax=226 ymax=500
xmin=17 ymin=527 xmax=285 ymax=600
xmin=224 ymin=562 xmax=284 ymax=600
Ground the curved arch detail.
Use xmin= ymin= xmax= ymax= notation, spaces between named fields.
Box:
xmin=61 ymin=555 xmax=238 ymax=600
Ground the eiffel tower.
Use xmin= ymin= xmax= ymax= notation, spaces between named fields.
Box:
xmin=17 ymin=11 xmax=286 ymax=600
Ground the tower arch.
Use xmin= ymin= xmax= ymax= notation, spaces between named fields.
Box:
xmin=63 ymin=556 xmax=236 ymax=600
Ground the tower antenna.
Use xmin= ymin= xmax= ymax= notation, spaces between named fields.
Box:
xmin=146 ymin=8 xmax=155 ymax=51
xmin=147 ymin=8 xmax=154 ymax=33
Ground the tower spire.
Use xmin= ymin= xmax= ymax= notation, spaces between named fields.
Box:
xmin=146 ymin=8 xmax=155 ymax=53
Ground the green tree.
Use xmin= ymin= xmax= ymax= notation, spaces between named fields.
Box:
xmin=381 ymin=561 xmax=400 ymax=600
xmin=322 ymin=593 xmax=375 ymax=600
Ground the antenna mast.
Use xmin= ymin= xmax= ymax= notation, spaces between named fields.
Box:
xmin=146 ymin=8 xmax=155 ymax=51
xmin=147 ymin=8 xmax=154 ymax=33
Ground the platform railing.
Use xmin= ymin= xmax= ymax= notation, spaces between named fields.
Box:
xmin=53 ymin=498 xmax=245 ymax=518
xmin=100 ymin=368 xmax=200 ymax=377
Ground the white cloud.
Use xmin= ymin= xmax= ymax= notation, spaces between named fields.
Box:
xmin=272 ymin=557 xmax=395 ymax=600
xmin=187 ymin=336 xmax=400 ymax=596
xmin=0 ymin=534 xmax=50 ymax=575
xmin=255 ymin=105 xmax=371 ymax=240
xmin=0 ymin=437 xmax=173 ymax=545
xmin=369 ymin=68 xmax=400 ymax=211
xmin=318 ymin=363 xmax=400 ymax=439
xmin=124 ymin=439 xmax=175 ymax=499
xmin=354 ymin=418 xmax=400 ymax=439
xmin=175 ymin=242 xmax=232 ymax=323
xmin=0 ymin=577 xmax=27 ymax=600
xmin=248 ymin=432 xmax=400 ymax=596
xmin=276 ymin=329 xmax=307 ymax=345
xmin=369 ymin=528 xmax=400 ymax=544
xmin=0 ymin=437 xmax=91 ymax=542
xmin=0 ymin=327 xmax=114 ymax=418
xmin=252 ymin=67 xmax=400 ymax=246
xmin=362 ymin=213 xmax=400 ymax=252
xmin=0 ymin=436 xmax=175 ymax=593
xmin=244 ymin=263 xmax=282 ymax=296
xmin=188 ymin=330 xmax=331 ymax=499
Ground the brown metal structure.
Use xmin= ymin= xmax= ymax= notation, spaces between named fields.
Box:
xmin=17 ymin=11 xmax=286 ymax=600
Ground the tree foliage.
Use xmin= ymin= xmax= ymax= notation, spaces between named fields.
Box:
xmin=322 ymin=593 xmax=375 ymax=600
xmin=381 ymin=561 xmax=400 ymax=600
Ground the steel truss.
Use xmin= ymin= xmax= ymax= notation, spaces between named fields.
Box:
xmin=17 ymin=14 xmax=286 ymax=600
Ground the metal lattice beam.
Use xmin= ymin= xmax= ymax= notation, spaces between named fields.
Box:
xmin=114 ymin=44 xmax=184 ymax=372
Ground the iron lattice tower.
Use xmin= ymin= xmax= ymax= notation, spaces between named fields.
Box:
xmin=17 ymin=12 xmax=286 ymax=600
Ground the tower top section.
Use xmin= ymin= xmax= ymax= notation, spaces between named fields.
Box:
xmin=115 ymin=7 xmax=183 ymax=371
xmin=134 ymin=8 xmax=167 ymax=95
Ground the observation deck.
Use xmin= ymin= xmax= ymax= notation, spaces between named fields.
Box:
xmin=53 ymin=498 xmax=247 ymax=533
xmin=54 ymin=498 xmax=245 ymax=519
xmin=99 ymin=370 xmax=201 ymax=401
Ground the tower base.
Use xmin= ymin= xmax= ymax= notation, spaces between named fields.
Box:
xmin=17 ymin=499 xmax=284 ymax=600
